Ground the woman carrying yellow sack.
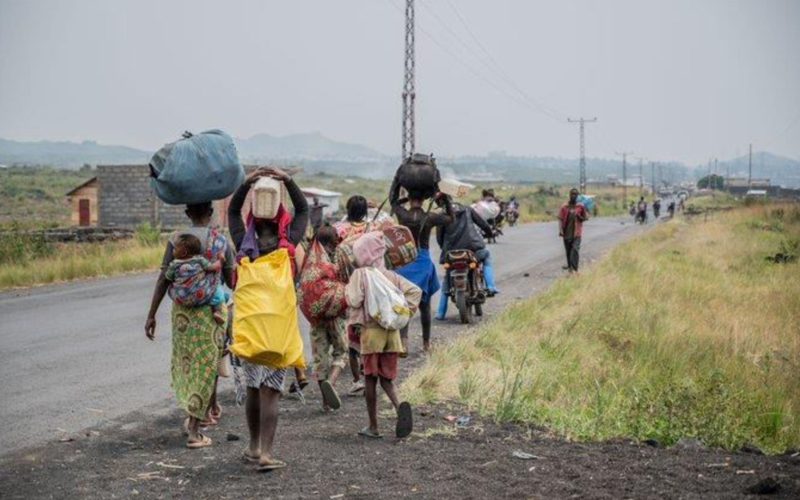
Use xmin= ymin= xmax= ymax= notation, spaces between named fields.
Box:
xmin=227 ymin=167 xmax=308 ymax=472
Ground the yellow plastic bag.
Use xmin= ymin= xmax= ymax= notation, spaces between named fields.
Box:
xmin=230 ymin=249 xmax=306 ymax=369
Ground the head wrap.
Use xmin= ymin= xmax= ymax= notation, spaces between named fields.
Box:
xmin=352 ymin=231 xmax=386 ymax=269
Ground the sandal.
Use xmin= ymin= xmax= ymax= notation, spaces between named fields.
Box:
xmin=257 ymin=458 xmax=287 ymax=472
xmin=186 ymin=433 xmax=212 ymax=449
xmin=242 ymin=450 xmax=260 ymax=464
xmin=358 ymin=427 xmax=383 ymax=439
xmin=396 ymin=402 xmax=413 ymax=439
xmin=319 ymin=380 xmax=341 ymax=410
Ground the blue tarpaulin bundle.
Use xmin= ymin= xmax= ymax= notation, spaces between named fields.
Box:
xmin=149 ymin=130 xmax=245 ymax=205
xmin=577 ymin=194 xmax=595 ymax=213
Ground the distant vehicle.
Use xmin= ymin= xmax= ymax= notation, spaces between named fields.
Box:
xmin=745 ymin=189 xmax=767 ymax=199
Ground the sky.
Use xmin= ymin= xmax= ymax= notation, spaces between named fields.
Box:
xmin=0 ymin=0 xmax=798 ymax=165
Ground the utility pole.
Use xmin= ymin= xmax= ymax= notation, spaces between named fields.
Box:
xmin=401 ymin=0 xmax=416 ymax=161
xmin=636 ymin=157 xmax=644 ymax=196
xmin=650 ymin=161 xmax=656 ymax=195
xmin=714 ymin=158 xmax=718 ymax=191
xmin=748 ymin=143 xmax=753 ymax=189
xmin=567 ymin=117 xmax=597 ymax=193
xmin=616 ymin=151 xmax=632 ymax=208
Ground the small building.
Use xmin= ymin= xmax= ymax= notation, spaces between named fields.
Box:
xmin=300 ymin=188 xmax=341 ymax=217
xmin=66 ymin=177 xmax=99 ymax=226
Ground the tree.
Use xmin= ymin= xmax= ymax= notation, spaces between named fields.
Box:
xmin=697 ymin=174 xmax=724 ymax=190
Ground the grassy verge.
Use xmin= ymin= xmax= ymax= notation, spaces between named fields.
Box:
xmin=403 ymin=204 xmax=800 ymax=453
xmin=0 ymin=224 xmax=164 ymax=289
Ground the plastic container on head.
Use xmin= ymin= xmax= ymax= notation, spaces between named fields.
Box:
xmin=252 ymin=177 xmax=288 ymax=219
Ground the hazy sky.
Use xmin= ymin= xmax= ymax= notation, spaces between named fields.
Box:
xmin=1 ymin=0 xmax=798 ymax=164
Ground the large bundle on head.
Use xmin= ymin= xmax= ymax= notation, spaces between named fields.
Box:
xmin=149 ymin=130 xmax=245 ymax=205
xmin=392 ymin=153 xmax=441 ymax=200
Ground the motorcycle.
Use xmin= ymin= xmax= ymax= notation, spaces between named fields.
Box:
xmin=505 ymin=205 xmax=519 ymax=227
xmin=443 ymin=249 xmax=488 ymax=324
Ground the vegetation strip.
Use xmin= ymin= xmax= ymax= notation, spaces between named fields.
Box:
xmin=403 ymin=205 xmax=800 ymax=454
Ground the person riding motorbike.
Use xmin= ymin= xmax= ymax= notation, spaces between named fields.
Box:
xmin=435 ymin=201 xmax=499 ymax=320
xmin=505 ymin=196 xmax=520 ymax=226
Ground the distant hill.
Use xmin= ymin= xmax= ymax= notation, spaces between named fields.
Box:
xmin=0 ymin=138 xmax=150 ymax=168
xmin=235 ymin=132 xmax=385 ymax=161
xmin=717 ymin=151 xmax=800 ymax=188
xmin=0 ymin=132 xmax=386 ymax=168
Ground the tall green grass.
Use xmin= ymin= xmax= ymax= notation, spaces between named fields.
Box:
xmin=403 ymin=205 xmax=800 ymax=453
xmin=0 ymin=224 xmax=164 ymax=289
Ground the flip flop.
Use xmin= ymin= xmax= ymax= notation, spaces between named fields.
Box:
xmin=257 ymin=458 xmax=287 ymax=472
xmin=358 ymin=427 xmax=383 ymax=439
xmin=186 ymin=434 xmax=212 ymax=449
xmin=242 ymin=450 xmax=260 ymax=464
xmin=396 ymin=402 xmax=413 ymax=439
xmin=319 ymin=380 xmax=341 ymax=411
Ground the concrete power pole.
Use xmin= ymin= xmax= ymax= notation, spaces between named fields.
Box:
xmin=714 ymin=158 xmax=718 ymax=190
xmin=567 ymin=117 xmax=597 ymax=193
xmin=616 ymin=151 xmax=632 ymax=208
xmin=401 ymin=0 xmax=416 ymax=161
xmin=637 ymin=157 xmax=644 ymax=196
xmin=650 ymin=161 xmax=656 ymax=195
xmin=748 ymin=143 xmax=753 ymax=189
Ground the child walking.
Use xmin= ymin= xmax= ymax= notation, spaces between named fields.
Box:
xmin=345 ymin=232 xmax=421 ymax=438
xmin=166 ymin=233 xmax=229 ymax=324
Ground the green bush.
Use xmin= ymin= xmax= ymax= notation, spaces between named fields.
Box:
xmin=135 ymin=222 xmax=162 ymax=247
xmin=0 ymin=226 xmax=55 ymax=265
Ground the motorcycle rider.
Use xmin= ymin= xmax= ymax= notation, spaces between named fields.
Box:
xmin=435 ymin=201 xmax=499 ymax=320
xmin=505 ymin=196 xmax=520 ymax=225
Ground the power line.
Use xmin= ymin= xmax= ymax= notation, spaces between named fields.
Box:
xmin=437 ymin=0 xmax=567 ymax=122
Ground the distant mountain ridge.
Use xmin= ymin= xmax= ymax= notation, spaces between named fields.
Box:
xmin=1 ymin=135 xmax=797 ymax=187
xmin=236 ymin=132 xmax=385 ymax=160
xmin=0 ymin=132 xmax=386 ymax=168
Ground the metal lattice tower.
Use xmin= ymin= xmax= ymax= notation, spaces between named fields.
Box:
xmin=568 ymin=117 xmax=597 ymax=192
xmin=401 ymin=0 xmax=416 ymax=161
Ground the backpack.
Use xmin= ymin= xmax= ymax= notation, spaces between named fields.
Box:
xmin=362 ymin=268 xmax=412 ymax=331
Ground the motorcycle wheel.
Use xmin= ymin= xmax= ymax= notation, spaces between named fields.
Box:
xmin=456 ymin=290 xmax=473 ymax=324
xmin=474 ymin=303 xmax=483 ymax=317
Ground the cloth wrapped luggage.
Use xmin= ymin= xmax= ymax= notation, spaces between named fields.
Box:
xmin=297 ymin=241 xmax=347 ymax=326
xmin=334 ymin=226 xmax=417 ymax=282
xmin=230 ymin=249 xmax=305 ymax=369
xmin=150 ymin=129 xmax=245 ymax=205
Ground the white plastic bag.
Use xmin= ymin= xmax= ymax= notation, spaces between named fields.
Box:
xmin=363 ymin=268 xmax=412 ymax=331
xmin=472 ymin=200 xmax=501 ymax=220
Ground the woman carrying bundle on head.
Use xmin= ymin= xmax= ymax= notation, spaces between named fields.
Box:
xmin=227 ymin=167 xmax=308 ymax=472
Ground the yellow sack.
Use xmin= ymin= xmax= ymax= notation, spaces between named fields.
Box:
xmin=230 ymin=249 xmax=306 ymax=369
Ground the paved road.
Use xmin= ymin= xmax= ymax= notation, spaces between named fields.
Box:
xmin=0 ymin=217 xmax=640 ymax=454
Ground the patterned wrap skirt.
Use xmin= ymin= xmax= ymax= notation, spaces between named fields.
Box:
xmin=170 ymin=303 xmax=227 ymax=420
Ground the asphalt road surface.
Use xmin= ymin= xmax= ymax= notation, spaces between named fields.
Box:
xmin=0 ymin=217 xmax=640 ymax=455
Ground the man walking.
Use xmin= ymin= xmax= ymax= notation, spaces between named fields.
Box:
xmin=558 ymin=188 xmax=589 ymax=273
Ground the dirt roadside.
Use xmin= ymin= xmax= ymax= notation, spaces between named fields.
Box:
xmin=1 ymin=223 xmax=798 ymax=499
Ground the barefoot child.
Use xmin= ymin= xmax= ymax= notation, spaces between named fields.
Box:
xmin=346 ymin=232 xmax=421 ymax=438
xmin=166 ymin=233 xmax=229 ymax=324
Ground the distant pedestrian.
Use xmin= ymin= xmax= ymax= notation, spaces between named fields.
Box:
xmin=558 ymin=188 xmax=589 ymax=273
xmin=636 ymin=197 xmax=648 ymax=224
xmin=309 ymin=196 xmax=327 ymax=232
